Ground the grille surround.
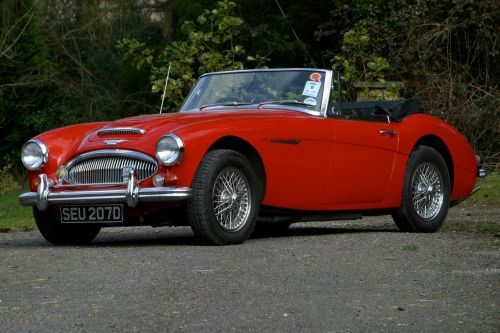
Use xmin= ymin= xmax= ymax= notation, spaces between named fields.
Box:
xmin=65 ymin=150 xmax=157 ymax=185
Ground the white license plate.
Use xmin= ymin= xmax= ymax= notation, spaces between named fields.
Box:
xmin=60 ymin=205 xmax=123 ymax=223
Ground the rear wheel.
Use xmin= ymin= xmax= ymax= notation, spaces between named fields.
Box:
xmin=188 ymin=149 xmax=260 ymax=245
xmin=34 ymin=208 xmax=101 ymax=245
xmin=392 ymin=146 xmax=451 ymax=232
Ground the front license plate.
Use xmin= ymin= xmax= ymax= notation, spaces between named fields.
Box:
xmin=60 ymin=205 xmax=123 ymax=223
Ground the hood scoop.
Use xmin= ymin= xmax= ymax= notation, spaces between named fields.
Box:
xmin=98 ymin=127 xmax=146 ymax=137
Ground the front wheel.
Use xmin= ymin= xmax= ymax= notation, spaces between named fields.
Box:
xmin=34 ymin=208 xmax=101 ymax=245
xmin=187 ymin=149 xmax=260 ymax=245
xmin=392 ymin=146 xmax=451 ymax=232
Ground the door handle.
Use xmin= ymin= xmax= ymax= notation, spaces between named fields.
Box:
xmin=379 ymin=130 xmax=397 ymax=137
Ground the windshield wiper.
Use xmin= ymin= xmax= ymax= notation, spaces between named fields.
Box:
xmin=257 ymin=100 xmax=315 ymax=109
xmin=199 ymin=102 xmax=253 ymax=111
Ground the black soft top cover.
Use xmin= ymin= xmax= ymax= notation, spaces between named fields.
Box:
xmin=334 ymin=99 xmax=423 ymax=122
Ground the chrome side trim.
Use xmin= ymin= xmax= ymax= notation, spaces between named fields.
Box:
xmin=98 ymin=127 xmax=145 ymax=136
xmin=19 ymin=173 xmax=192 ymax=210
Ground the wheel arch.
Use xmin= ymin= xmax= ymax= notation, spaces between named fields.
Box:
xmin=413 ymin=135 xmax=454 ymax=193
xmin=207 ymin=136 xmax=266 ymax=200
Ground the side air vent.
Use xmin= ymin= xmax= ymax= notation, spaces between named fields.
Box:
xmin=98 ymin=127 xmax=145 ymax=136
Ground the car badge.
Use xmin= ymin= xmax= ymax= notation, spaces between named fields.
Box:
xmin=103 ymin=139 xmax=127 ymax=145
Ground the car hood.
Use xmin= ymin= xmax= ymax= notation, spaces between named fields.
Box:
xmin=34 ymin=109 xmax=304 ymax=165
xmin=99 ymin=109 xmax=303 ymax=131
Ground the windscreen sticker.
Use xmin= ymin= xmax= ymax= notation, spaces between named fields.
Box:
xmin=304 ymin=97 xmax=317 ymax=106
xmin=309 ymin=72 xmax=322 ymax=83
xmin=302 ymin=81 xmax=321 ymax=97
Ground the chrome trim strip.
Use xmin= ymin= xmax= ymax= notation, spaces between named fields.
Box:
xmin=19 ymin=173 xmax=192 ymax=210
xmin=98 ymin=127 xmax=145 ymax=136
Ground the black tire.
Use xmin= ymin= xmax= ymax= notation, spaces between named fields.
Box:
xmin=392 ymin=146 xmax=451 ymax=232
xmin=34 ymin=208 xmax=101 ymax=245
xmin=187 ymin=149 xmax=260 ymax=245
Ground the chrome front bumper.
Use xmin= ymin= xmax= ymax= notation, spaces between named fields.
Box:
xmin=19 ymin=172 xmax=192 ymax=211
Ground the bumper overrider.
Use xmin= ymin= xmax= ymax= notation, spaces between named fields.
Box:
xmin=19 ymin=169 xmax=192 ymax=211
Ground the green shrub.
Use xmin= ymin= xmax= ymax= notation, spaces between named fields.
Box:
xmin=0 ymin=161 xmax=21 ymax=196
xmin=117 ymin=0 xmax=268 ymax=112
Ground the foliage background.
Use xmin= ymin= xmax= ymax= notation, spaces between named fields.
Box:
xmin=1 ymin=0 xmax=498 ymax=177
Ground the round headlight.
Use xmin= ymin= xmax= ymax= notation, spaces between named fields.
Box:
xmin=21 ymin=139 xmax=48 ymax=170
xmin=156 ymin=134 xmax=184 ymax=166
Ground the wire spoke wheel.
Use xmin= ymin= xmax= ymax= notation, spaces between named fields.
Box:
xmin=188 ymin=149 xmax=259 ymax=244
xmin=212 ymin=167 xmax=251 ymax=232
xmin=410 ymin=162 xmax=444 ymax=221
xmin=392 ymin=146 xmax=450 ymax=233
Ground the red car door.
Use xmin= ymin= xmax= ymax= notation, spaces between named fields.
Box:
xmin=322 ymin=118 xmax=399 ymax=207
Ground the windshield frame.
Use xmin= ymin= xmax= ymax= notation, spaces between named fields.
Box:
xmin=179 ymin=68 xmax=333 ymax=118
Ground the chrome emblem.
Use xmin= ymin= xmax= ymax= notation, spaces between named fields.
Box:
xmin=103 ymin=139 xmax=127 ymax=145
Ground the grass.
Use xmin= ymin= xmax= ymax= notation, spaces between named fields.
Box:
xmin=0 ymin=172 xmax=498 ymax=232
xmin=0 ymin=191 xmax=34 ymax=232
xmin=461 ymin=171 xmax=500 ymax=206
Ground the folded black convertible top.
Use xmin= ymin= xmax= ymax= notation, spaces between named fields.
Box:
xmin=333 ymin=99 xmax=423 ymax=122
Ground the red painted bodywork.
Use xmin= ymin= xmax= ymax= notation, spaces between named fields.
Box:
xmin=28 ymin=109 xmax=478 ymax=213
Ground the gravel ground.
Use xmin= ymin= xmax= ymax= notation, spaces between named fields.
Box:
xmin=0 ymin=206 xmax=499 ymax=332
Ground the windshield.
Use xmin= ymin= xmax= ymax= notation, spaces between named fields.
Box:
xmin=180 ymin=69 xmax=327 ymax=113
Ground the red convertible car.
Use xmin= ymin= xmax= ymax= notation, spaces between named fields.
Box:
xmin=19 ymin=68 xmax=485 ymax=245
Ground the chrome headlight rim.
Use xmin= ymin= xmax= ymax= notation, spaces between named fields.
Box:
xmin=21 ymin=139 xmax=49 ymax=171
xmin=156 ymin=133 xmax=184 ymax=166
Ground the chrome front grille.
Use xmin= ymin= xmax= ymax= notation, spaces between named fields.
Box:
xmin=66 ymin=150 xmax=157 ymax=185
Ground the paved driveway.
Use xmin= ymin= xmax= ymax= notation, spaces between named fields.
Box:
xmin=1 ymin=216 xmax=499 ymax=332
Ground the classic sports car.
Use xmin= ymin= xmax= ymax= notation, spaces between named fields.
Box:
xmin=19 ymin=68 xmax=485 ymax=245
